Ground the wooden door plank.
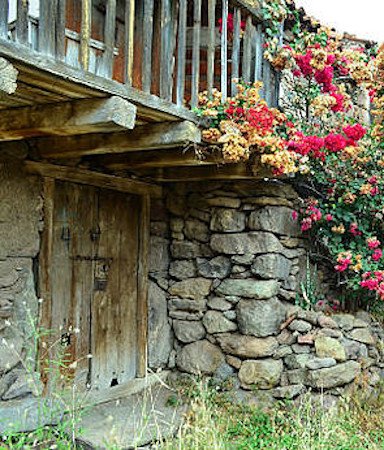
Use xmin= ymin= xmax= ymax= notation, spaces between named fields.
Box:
xmin=137 ymin=194 xmax=150 ymax=377
xmin=160 ymin=0 xmax=172 ymax=100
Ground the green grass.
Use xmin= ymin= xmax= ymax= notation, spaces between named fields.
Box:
xmin=157 ymin=379 xmax=384 ymax=450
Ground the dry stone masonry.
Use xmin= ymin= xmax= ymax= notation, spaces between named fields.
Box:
xmin=149 ymin=181 xmax=384 ymax=403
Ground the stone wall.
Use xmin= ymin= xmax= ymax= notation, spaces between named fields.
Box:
xmin=0 ymin=150 xmax=43 ymax=401
xmin=148 ymin=180 xmax=384 ymax=402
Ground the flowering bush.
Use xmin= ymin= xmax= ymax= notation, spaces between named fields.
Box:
xmin=196 ymin=2 xmax=384 ymax=306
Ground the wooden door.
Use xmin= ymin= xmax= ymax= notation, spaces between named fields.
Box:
xmin=40 ymin=181 xmax=142 ymax=391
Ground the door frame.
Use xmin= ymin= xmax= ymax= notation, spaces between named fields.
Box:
xmin=37 ymin=173 xmax=152 ymax=388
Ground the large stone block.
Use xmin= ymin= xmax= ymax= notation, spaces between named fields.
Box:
xmin=237 ymin=297 xmax=286 ymax=337
xmin=176 ymin=340 xmax=224 ymax=375
xmin=197 ymin=256 xmax=231 ymax=279
xmin=314 ymin=336 xmax=346 ymax=362
xmin=210 ymin=232 xmax=285 ymax=255
xmin=169 ymin=260 xmax=197 ymax=280
xmin=173 ymin=320 xmax=206 ymax=343
xmin=169 ymin=278 xmax=212 ymax=300
xmin=251 ymin=254 xmax=292 ymax=280
xmin=149 ymin=236 xmax=169 ymax=273
xmin=148 ymin=281 xmax=173 ymax=369
xmin=210 ymin=209 xmax=246 ymax=232
xmin=239 ymin=359 xmax=283 ymax=389
xmin=248 ymin=206 xmax=299 ymax=236
xmin=306 ymin=361 xmax=361 ymax=389
xmin=202 ymin=311 xmax=237 ymax=334
xmin=171 ymin=242 xmax=207 ymax=259
xmin=348 ymin=328 xmax=375 ymax=345
xmin=216 ymin=279 xmax=279 ymax=299
xmin=184 ymin=219 xmax=210 ymax=243
xmin=216 ymin=334 xmax=278 ymax=358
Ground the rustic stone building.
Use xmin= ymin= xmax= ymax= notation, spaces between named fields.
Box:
xmin=0 ymin=0 xmax=383 ymax=433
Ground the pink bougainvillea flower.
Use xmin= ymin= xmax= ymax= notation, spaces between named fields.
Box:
xmin=292 ymin=210 xmax=298 ymax=221
xmin=324 ymin=133 xmax=347 ymax=152
xmin=367 ymin=237 xmax=381 ymax=249
xmin=372 ymin=248 xmax=383 ymax=262
xmin=325 ymin=214 xmax=333 ymax=222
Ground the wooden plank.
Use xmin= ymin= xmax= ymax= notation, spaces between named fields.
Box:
xmin=124 ymin=0 xmax=135 ymax=85
xmin=99 ymin=0 xmax=116 ymax=78
xmin=242 ymin=15 xmax=253 ymax=82
xmin=15 ymin=0 xmax=29 ymax=45
xmin=231 ymin=7 xmax=241 ymax=96
xmin=0 ymin=0 xmax=9 ymax=39
xmin=24 ymin=161 xmax=163 ymax=198
xmin=56 ymin=0 xmax=66 ymax=61
xmin=263 ymin=57 xmax=272 ymax=105
xmin=220 ymin=0 xmax=228 ymax=102
xmin=137 ymin=194 xmax=150 ymax=377
xmin=176 ymin=0 xmax=187 ymax=106
xmin=92 ymin=147 xmax=222 ymax=170
xmin=207 ymin=0 xmax=216 ymax=97
xmin=160 ymin=0 xmax=172 ymax=100
xmin=136 ymin=162 xmax=272 ymax=181
xmin=0 ymin=39 xmax=200 ymax=123
xmin=0 ymin=57 xmax=17 ymax=94
xmin=142 ymin=0 xmax=154 ymax=93
xmin=80 ymin=0 xmax=92 ymax=71
xmin=254 ymin=24 xmax=263 ymax=82
xmin=38 ymin=0 xmax=57 ymax=56
xmin=38 ymin=177 xmax=55 ymax=392
xmin=190 ymin=0 xmax=201 ymax=108
xmin=34 ymin=120 xmax=201 ymax=159
xmin=0 ymin=96 xmax=137 ymax=140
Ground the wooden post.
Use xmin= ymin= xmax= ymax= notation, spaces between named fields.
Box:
xmin=80 ymin=0 xmax=92 ymax=71
xmin=176 ymin=0 xmax=187 ymax=106
xmin=99 ymin=0 xmax=116 ymax=78
xmin=242 ymin=15 xmax=253 ymax=82
xmin=160 ymin=0 xmax=172 ymax=100
xmin=124 ymin=0 xmax=135 ymax=85
xmin=137 ymin=194 xmax=150 ymax=378
xmin=0 ymin=0 xmax=9 ymax=39
xmin=142 ymin=0 xmax=154 ymax=93
xmin=231 ymin=7 xmax=241 ymax=96
xmin=254 ymin=23 xmax=263 ymax=82
xmin=56 ymin=0 xmax=66 ymax=61
xmin=39 ymin=0 xmax=57 ymax=56
xmin=220 ymin=0 xmax=228 ymax=102
xmin=190 ymin=0 xmax=201 ymax=108
xmin=207 ymin=0 xmax=216 ymax=97
xmin=16 ymin=0 xmax=29 ymax=45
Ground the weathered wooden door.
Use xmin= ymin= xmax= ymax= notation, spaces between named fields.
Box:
xmin=40 ymin=181 xmax=142 ymax=391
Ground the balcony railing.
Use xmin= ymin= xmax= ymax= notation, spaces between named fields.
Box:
xmin=0 ymin=0 xmax=280 ymax=112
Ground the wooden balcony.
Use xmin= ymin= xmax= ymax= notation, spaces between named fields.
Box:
xmin=0 ymin=0 xmax=280 ymax=184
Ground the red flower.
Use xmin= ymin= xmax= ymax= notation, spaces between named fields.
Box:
xmin=373 ymin=249 xmax=383 ymax=262
xmin=324 ymin=133 xmax=347 ymax=152
xmin=343 ymin=124 xmax=367 ymax=141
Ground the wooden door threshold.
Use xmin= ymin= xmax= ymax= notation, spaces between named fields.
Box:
xmin=81 ymin=370 xmax=170 ymax=408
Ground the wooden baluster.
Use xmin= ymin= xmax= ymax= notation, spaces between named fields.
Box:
xmin=39 ymin=0 xmax=57 ymax=56
xmin=160 ymin=0 xmax=172 ymax=100
xmin=263 ymin=56 xmax=272 ymax=105
xmin=56 ymin=0 xmax=66 ymax=61
xmin=0 ymin=0 xmax=9 ymax=39
xmin=220 ymin=0 xmax=228 ymax=103
xmin=207 ymin=0 xmax=216 ymax=98
xmin=99 ymin=0 xmax=116 ymax=78
xmin=254 ymin=23 xmax=263 ymax=83
xmin=80 ymin=0 xmax=92 ymax=71
xmin=231 ymin=7 xmax=241 ymax=96
xmin=242 ymin=15 xmax=252 ymax=82
xmin=176 ymin=0 xmax=187 ymax=106
xmin=16 ymin=0 xmax=29 ymax=45
xmin=190 ymin=0 xmax=201 ymax=108
xmin=124 ymin=0 xmax=135 ymax=86
xmin=273 ymin=21 xmax=284 ymax=107
xmin=142 ymin=0 xmax=154 ymax=93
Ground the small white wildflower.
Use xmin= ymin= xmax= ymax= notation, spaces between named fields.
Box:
xmin=38 ymin=298 xmax=44 ymax=304
xmin=2 ymin=337 xmax=7 ymax=345
xmin=4 ymin=320 xmax=11 ymax=327
xmin=22 ymin=301 xmax=27 ymax=306
xmin=73 ymin=327 xmax=80 ymax=334
xmin=68 ymin=361 xmax=78 ymax=369
xmin=87 ymin=353 xmax=93 ymax=359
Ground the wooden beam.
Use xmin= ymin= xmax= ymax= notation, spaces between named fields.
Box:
xmin=25 ymin=161 xmax=163 ymax=198
xmin=91 ymin=147 xmax=224 ymax=170
xmin=34 ymin=120 xmax=201 ymax=159
xmin=0 ymin=96 xmax=137 ymax=141
xmin=134 ymin=162 xmax=272 ymax=182
xmin=0 ymin=58 xmax=18 ymax=94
